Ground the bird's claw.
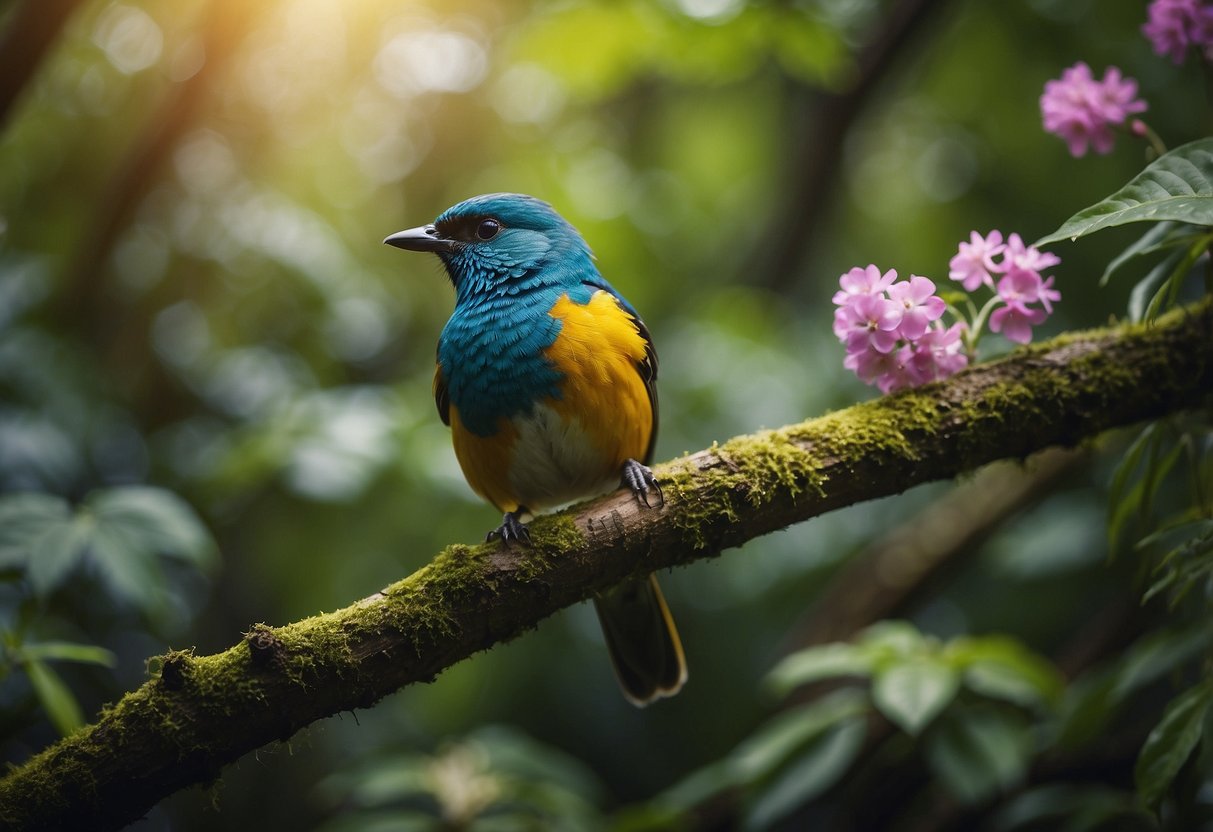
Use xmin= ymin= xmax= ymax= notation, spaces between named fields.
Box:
xmin=621 ymin=459 xmax=664 ymax=509
xmin=487 ymin=510 xmax=531 ymax=546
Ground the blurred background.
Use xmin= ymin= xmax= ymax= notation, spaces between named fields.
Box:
xmin=1 ymin=0 xmax=1210 ymax=829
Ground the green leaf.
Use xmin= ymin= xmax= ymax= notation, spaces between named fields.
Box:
xmin=1107 ymin=423 xmax=1171 ymax=553
xmin=1128 ymin=248 xmax=1184 ymax=323
xmin=473 ymin=724 xmax=604 ymax=805
xmin=925 ymin=706 xmax=1033 ymax=805
xmin=88 ymin=486 xmax=217 ymax=570
xmin=1134 ymin=681 xmax=1213 ymax=808
xmin=1037 ymin=138 xmax=1213 ymax=245
xmin=1111 ymin=626 xmax=1213 ymax=705
xmin=857 ymin=620 xmax=926 ymax=658
xmin=766 ymin=643 xmax=874 ymax=696
xmin=1144 ymin=524 xmax=1213 ymax=605
xmin=1139 ymin=231 xmax=1213 ymax=323
xmin=731 ymin=689 xmax=869 ymax=784
xmin=742 ymin=716 xmax=867 ymax=830
xmin=26 ymin=514 xmax=92 ymax=597
xmin=638 ymin=758 xmax=735 ymax=820
xmin=0 ymin=492 xmax=71 ymax=569
xmin=872 ymin=658 xmax=959 ymax=735
xmin=88 ymin=523 xmax=166 ymax=611
xmin=1099 ymin=221 xmax=1178 ymax=287
xmin=22 ymin=641 xmax=116 ymax=667
xmin=25 ymin=657 xmax=85 ymax=736
xmin=946 ymin=636 xmax=1064 ymax=708
xmin=986 ymin=783 xmax=1144 ymax=832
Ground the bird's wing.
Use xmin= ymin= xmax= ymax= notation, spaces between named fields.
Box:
xmin=433 ymin=362 xmax=451 ymax=427
xmin=591 ymin=284 xmax=659 ymax=465
xmin=632 ymin=312 xmax=659 ymax=465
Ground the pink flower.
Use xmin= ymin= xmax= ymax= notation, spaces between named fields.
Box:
xmin=1037 ymin=275 xmax=1061 ymax=314
xmin=990 ymin=302 xmax=1048 ymax=345
xmin=845 ymin=343 xmax=898 ymax=385
xmin=888 ymin=275 xmax=946 ymax=341
xmin=997 ymin=268 xmax=1045 ymax=307
xmin=832 ymin=265 xmax=897 ymax=306
xmin=876 ymin=346 xmax=920 ymax=394
xmin=909 ymin=322 xmax=970 ymax=382
xmin=1040 ymin=63 xmax=1147 ymax=157
xmin=1143 ymin=0 xmax=1213 ymax=64
xmin=991 ymin=269 xmax=1052 ymax=343
xmin=949 ymin=230 xmax=1005 ymax=291
xmin=837 ymin=292 xmax=902 ymax=355
xmin=1002 ymin=233 xmax=1061 ymax=274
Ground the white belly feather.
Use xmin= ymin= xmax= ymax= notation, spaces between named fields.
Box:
xmin=507 ymin=403 xmax=617 ymax=511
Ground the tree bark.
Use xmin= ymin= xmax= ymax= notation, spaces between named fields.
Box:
xmin=0 ymin=301 xmax=1210 ymax=831
xmin=0 ymin=0 xmax=84 ymax=129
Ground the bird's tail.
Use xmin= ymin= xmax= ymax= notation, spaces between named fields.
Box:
xmin=593 ymin=573 xmax=687 ymax=706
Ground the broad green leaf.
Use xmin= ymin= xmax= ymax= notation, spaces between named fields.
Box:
xmin=872 ymin=658 xmax=959 ymax=735
xmin=925 ymin=707 xmax=1032 ymax=805
xmin=857 ymin=620 xmax=926 ymax=659
xmin=88 ymin=523 xmax=166 ymax=611
xmin=766 ymin=643 xmax=874 ymax=696
xmin=25 ymin=658 xmax=85 ymax=736
xmin=1037 ymin=138 xmax=1213 ymax=245
xmin=22 ymin=641 xmax=116 ymax=667
xmin=0 ymin=492 xmax=71 ymax=569
xmin=88 ymin=486 xmax=217 ymax=570
xmin=26 ymin=514 xmax=91 ymax=597
xmin=1135 ymin=681 xmax=1213 ymax=808
xmin=742 ymin=716 xmax=867 ymax=831
xmin=731 ymin=689 xmax=869 ymax=783
xmin=946 ymin=636 xmax=1064 ymax=708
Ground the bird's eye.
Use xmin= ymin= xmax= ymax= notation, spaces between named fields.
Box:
xmin=476 ymin=219 xmax=501 ymax=240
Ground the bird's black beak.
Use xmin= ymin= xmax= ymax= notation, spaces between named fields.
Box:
xmin=383 ymin=225 xmax=459 ymax=254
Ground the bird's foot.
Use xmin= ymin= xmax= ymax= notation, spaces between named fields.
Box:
xmin=621 ymin=459 xmax=664 ymax=509
xmin=487 ymin=508 xmax=531 ymax=546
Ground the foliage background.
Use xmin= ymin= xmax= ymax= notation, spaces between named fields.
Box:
xmin=1 ymin=0 xmax=1209 ymax=829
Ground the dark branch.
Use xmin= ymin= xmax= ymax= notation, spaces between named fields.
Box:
xmin=0 ymin=0 xmax=83 ymax=129
xmin=758 ymin=0 xmax=950 ymax=291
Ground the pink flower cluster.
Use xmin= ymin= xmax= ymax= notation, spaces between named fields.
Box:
xmin=833 ymin=233 xmax=1062 ymax=395
xmin=1143 ymin=0 xmax=1213 ymax=64
xmin=1040 ymin=62 xmax=1147 ymax=157
xmin=832 ymin=266 xmax=967 ymax=394
xmin=949 ymin=231 xmax=1061 ymax=344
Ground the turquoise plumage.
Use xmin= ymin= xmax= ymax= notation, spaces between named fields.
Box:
xmin=385 ymin=193 xmax=686 ymax=706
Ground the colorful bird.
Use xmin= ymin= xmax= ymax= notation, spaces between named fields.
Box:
xmin=385 ymin=193 xmax=687 ymax=706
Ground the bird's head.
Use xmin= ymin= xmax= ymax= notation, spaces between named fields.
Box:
xmin=384 ymin=193 xmax=594 ymax=298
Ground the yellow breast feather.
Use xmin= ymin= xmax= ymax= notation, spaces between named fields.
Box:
xmin=543 ymin=291 xmax=654 ymax=469
xmin=448 ymin=405 xmax=521 ymax=513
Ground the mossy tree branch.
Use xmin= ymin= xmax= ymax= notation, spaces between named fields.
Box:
xmin=1 ymin=302 xmax=1211 ymax=831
